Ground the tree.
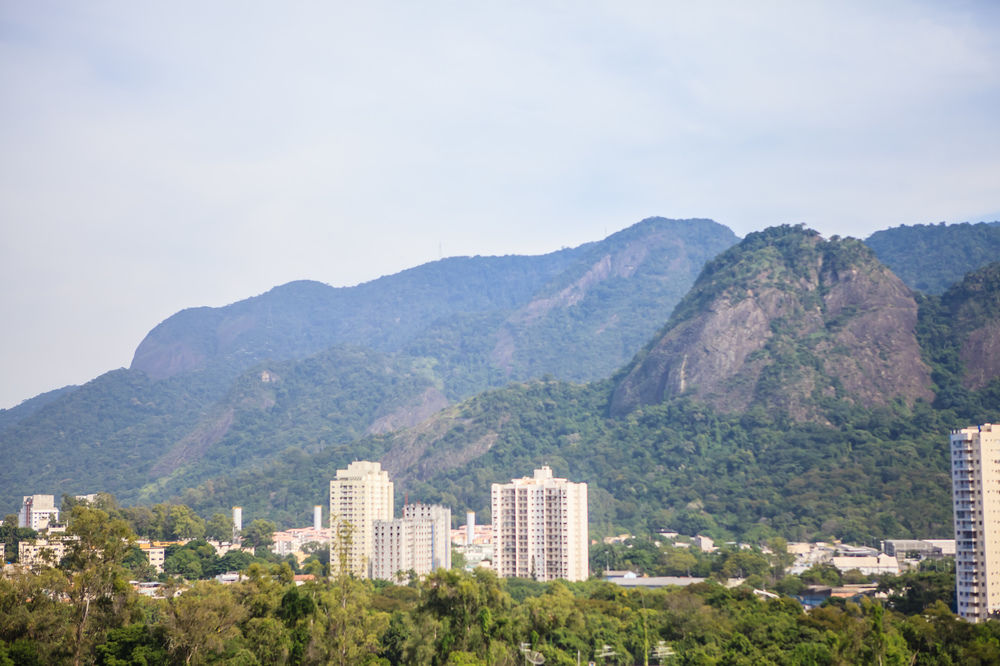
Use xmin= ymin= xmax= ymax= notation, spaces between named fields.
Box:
xmin=205 ymin=513 xmax=235 ymax=542
xmin=167 ymin=506 xmax=206 ymax=541
xmin=62 ymin=506 xmax=137 ymax=666
xmin=242 ymin=520 xmax=277 ymax=551
xmin=162 ymin=581 xmax=246 ymax=664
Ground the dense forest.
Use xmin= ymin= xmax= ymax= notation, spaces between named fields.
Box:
xmin=864 ymin=221 xmax=1000 ymax=294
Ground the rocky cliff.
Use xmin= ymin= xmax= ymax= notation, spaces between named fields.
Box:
xmin=610 ymin=226 xmax=934 ymax=420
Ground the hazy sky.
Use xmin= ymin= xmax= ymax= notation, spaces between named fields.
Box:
xmin=1 ymin=1 xmax=999 ymax=409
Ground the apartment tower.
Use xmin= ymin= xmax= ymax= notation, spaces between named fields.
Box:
xmin=371 ymin=503 xmax=451 ymax=581
xmin=951 ymin=424 xmax=1000 ymax=621
xmin=329 ymin=461 xmax=393 ymax=578
xmin=491 ymin=466 xmax=588 ymax=582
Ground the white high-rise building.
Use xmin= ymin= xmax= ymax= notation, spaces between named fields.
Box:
xmin=951 ymin=424 xmax=1000 ymax=622
xmin=372 ymin=517 xmax=433 ymax=581
xmin=404 ymin=503 xmax=451 ymax=571
xmin=18 ymin=495 xmax=59 ymax=530
xmin=329 ymin=461 xmax=394 ymax=578
xmin=371 ymin=503 xmax=451 ymax=581
xmin=491 ymin=466 xmax=588 ymax=582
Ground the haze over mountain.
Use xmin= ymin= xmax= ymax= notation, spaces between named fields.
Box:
xmin=0 ymin=217 xmax=737 ymax=510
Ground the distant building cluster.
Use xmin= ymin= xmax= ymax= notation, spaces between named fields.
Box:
xmin=323 ymin=461 xmax=588 ymax=582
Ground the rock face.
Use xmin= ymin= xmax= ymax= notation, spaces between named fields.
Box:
xmin=611 ymin=226 xmax=934 ymax=420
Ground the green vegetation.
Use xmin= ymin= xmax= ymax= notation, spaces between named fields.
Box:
xmin=865 ymin=220 xmax=1000 ymax=294
xmin=2 ymin=509 xmax=997 ymax=665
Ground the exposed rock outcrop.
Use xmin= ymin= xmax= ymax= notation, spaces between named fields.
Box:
xmin=611 ymin=226 xmax=934 ymax=420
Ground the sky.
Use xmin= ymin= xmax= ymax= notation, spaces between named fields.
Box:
xmin=1 ymin=1 xmax=999 ymax=409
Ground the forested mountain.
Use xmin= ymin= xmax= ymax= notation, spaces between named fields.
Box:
xmin=167 ymin=227 xmax=1000 ymax=542
xmin=864 ymin=220 xmax=1000 ymax=294
xmin=0 ymin=218 xmax=737 ymax=511
xmin=4 ymin=220 xmax=998 ymax=544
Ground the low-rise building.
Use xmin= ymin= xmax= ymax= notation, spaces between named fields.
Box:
xmin=830 ymin=553 xmax=900 ymax=576
xmin=19 ymin=538 xmax=67 ymax=568
xmin=135 ymin=541 xmax=166 ymax=573
xmin=271 ymin=528 xmax=333 ymax=557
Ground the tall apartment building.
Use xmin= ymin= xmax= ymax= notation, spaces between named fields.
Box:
xmin=329 ymin=461 xmax=393 ymax=578
xmin=403 ymin=503 xmax=451 ymax=571
xmin=371 ymin=503 xmax=452 ymax=581
xmin=951 ymin=424 xmax=1000 ymax=622
xmin=492 ymin=466 xmax=588 ymax=582
xmin=18 ymin=495 xmax=59 ymax=530
xmin=372 ymin=517 xmax=433 ymax=581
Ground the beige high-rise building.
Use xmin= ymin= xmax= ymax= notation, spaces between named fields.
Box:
xmin=329 ymin=461 xmax=393 ymax=578
xmin=491 ymin=466 xmax=588 ymax=582
xmin=951 ymin=424 xmax=1000 ymax=622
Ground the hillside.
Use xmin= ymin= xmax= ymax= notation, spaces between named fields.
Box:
xmin=0 ymin=217 xmax=737 ymax=511
xmin=611 ymin=226 xmax=933 ymax=420
xmin=865 ymin=221 xmax=1000 ymax=294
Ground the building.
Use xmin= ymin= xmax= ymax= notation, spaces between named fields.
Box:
xmin=271 ymin=527 xmax=333 ymax=558
xmin=404 ymin=503 xmax=451 ymax=571
xmin=881 ymin=539 xmax=956 ymax=560
xmin=135 ymin=542 xmax=166 ymax=573
xmin=371 ymin=503 xmax=452 ymax=581
xmin=951 ymin=424 xmax=1000 ymax=622
xmin=491 ymin=466 xmax=588 ymax=582
xmin=830 ymin=553 xmax=900 ymax=576
xmin=329 ymin=461 xmax=394 ymax=578
xmin=19 ymin=538 xmax=67 ymax=568
xmin=18 ymin=495 xmax=59 ymax=530
xmin=372 ymin=516 xmax=433 ymax=581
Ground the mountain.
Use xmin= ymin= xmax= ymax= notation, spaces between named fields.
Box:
xmin=864 ymin=221 xmax=1000 ymax=294
xmin=165 ymin=227 xmax=1000 ymax=542
xmin=611 ymin=225 xmax=933 ymax=420
xmin=0 ymin=217 xmax=737 ymax=511
xmin=131 ymin=217 xmax=738 ymax=395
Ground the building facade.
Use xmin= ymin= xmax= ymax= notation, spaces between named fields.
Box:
xmin=491 ymin=466 xmax=588 ymax=582
xmin=18 ymin=495 xmax=59 ymax=530
xmin=951 ymin=424 xmax=1000 ymax=622
xmin=403 ymin=503 xmax=451 ymax=571
xmin=371 ymin=503 xmax=451 ymax=581
xmin=372 ymin=517 xmax=433 ymax=581
xmin=329 ymin=461 xmax=393 ymax=578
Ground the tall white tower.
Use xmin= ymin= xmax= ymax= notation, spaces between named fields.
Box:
xmin=951 ymin=424 xmax=1000 ymax=622
xmin=491 ymin=466 xmax=589 ymax=582
xmin=330 ymin=461 xmax=394 ymax=578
